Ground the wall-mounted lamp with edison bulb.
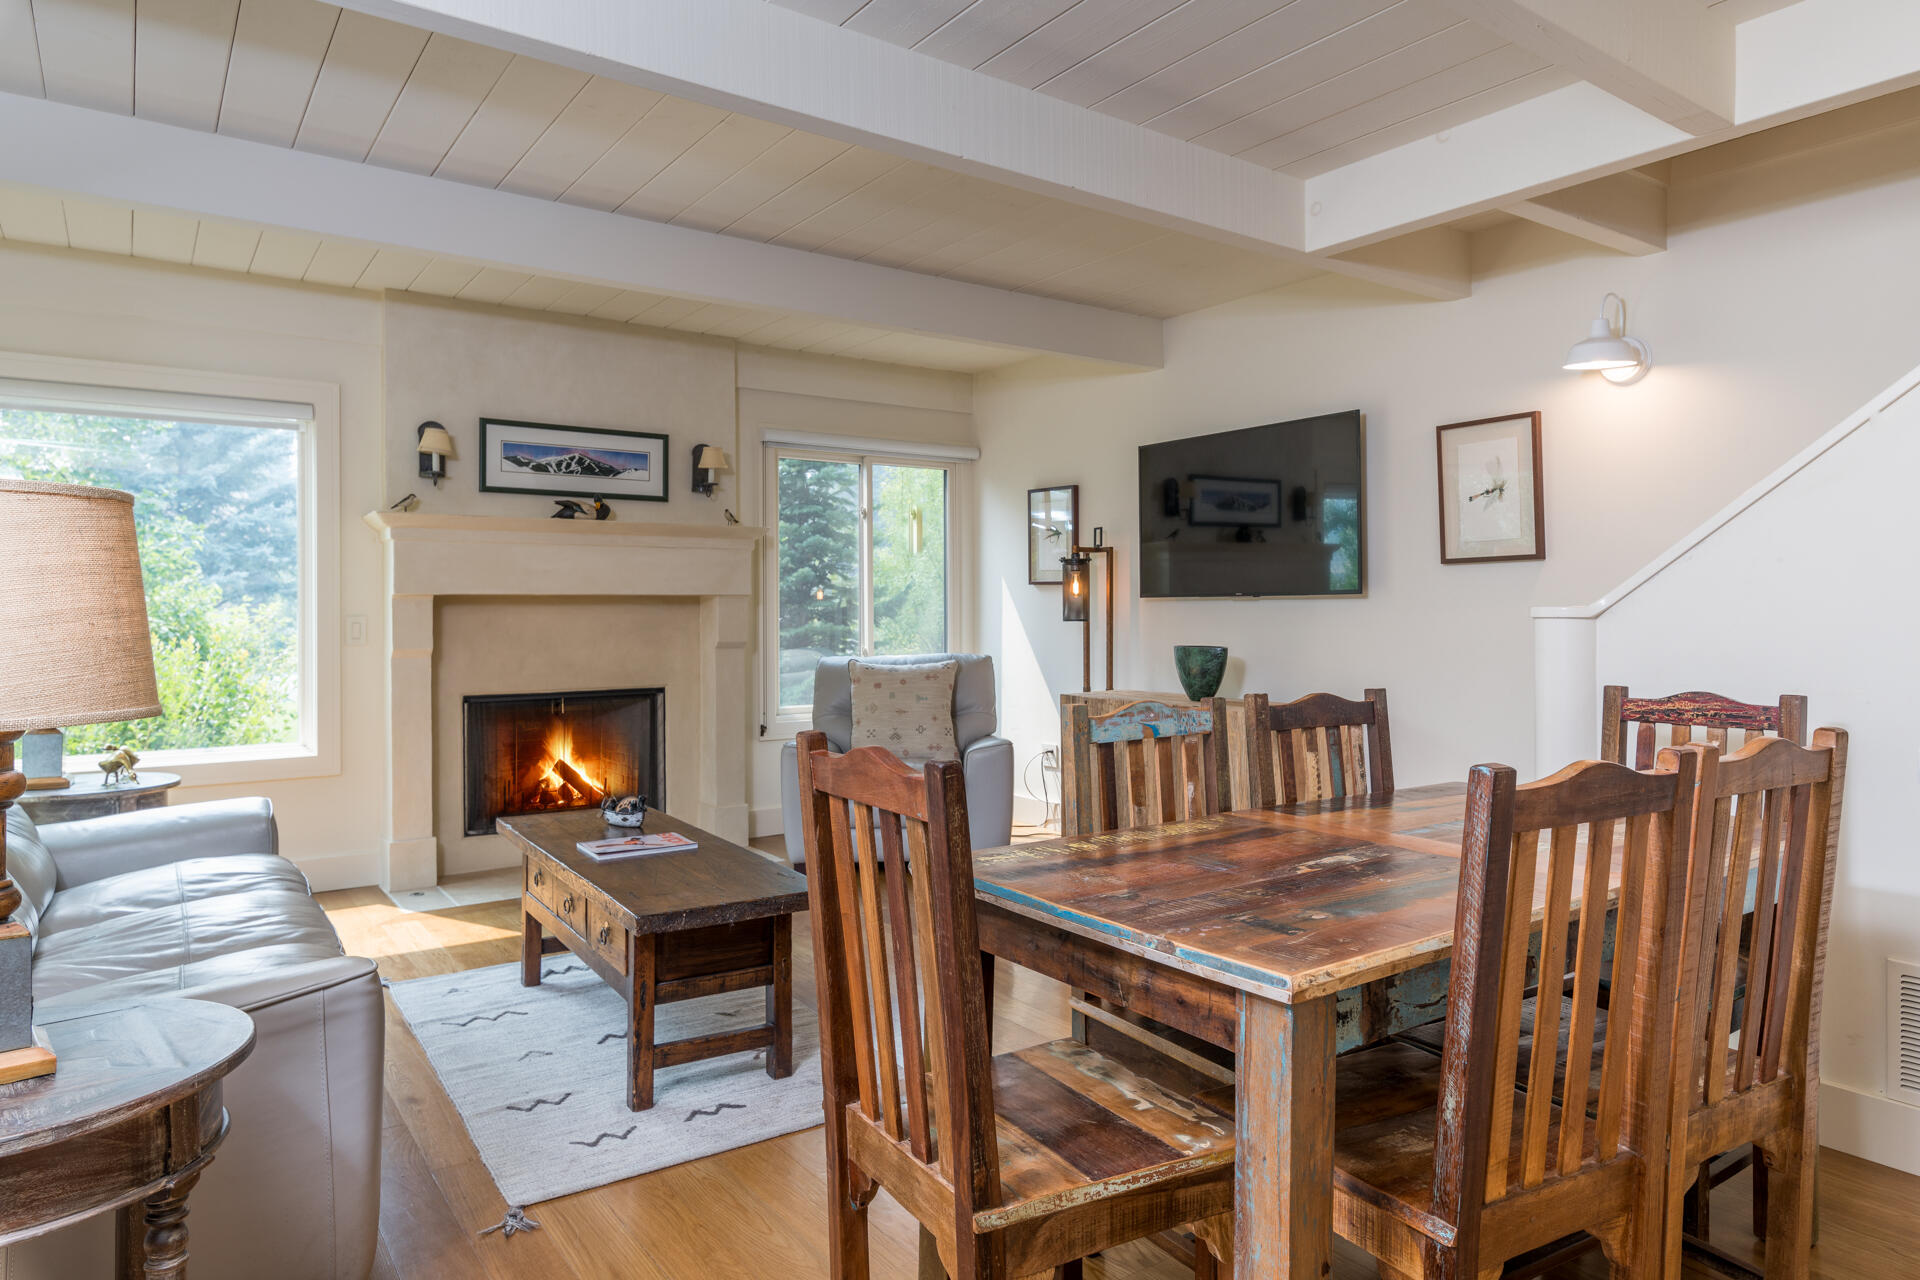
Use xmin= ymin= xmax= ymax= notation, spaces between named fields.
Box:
xmin=1563 ymin=292 xmax=1652 ymax=385
xmin=416 ymin=421 xmax=456 ymax=486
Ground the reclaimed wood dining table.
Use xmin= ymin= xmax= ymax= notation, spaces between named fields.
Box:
xmin=970 ymin=781 xmax=1544 ymax=1280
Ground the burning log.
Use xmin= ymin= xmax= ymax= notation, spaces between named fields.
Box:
xmin=550 ymin=757 xmax=602 ymax=804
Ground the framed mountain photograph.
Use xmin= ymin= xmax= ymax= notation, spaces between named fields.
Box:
xmin=479 ymin=418 xmax=669 ymax=502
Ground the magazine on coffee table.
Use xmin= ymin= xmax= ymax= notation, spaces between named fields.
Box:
xmin=576 ymin=831 xmax=699 ymax=859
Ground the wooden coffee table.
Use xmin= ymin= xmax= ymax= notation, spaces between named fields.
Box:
xmin=498 ymin=808 xmax=809 ymax=1112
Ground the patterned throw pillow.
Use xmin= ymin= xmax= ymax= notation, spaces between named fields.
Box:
xmin=848 ymin=659 xmax=960 ymax=764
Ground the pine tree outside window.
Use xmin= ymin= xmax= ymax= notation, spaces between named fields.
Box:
xmin=769 ymin=447 xmax=952 ymax=718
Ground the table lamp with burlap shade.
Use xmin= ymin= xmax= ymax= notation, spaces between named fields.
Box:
xmin=0 ymin=479 xmax=160 ymax=1082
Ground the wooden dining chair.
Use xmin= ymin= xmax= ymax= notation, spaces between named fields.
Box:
xmin=1329 ymin=751 xmax=1701 ymax=1279
xmin=1065 ymin=697 xmax=1231 ymax=836
xmin=794 ymin=731 xmax=1235 ymax=1280
xmin=1661 ymin=729 xmax=1847 ymax=1280
xmin=1244 ymin=688 xmax=1394 ymax=807
xmin=1601 ymin=684 xmax=1809 ymax=768
xmin=1601 ymin=684 xmax=1808 ymax=1237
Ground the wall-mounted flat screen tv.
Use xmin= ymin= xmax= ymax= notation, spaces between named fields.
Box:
xmin=1138 ymin=410 xmax=1364 ymax=598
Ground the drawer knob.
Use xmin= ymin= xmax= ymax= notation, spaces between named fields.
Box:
xmin=598 ymin=926 xmax=612 ymax=945
xmin=533 ymin=869 xmax=544 ymax=886
xmin=563 ymin=894 xmax=576 ymax=913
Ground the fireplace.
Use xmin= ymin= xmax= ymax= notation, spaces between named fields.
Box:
xmin=462 ymin=688 xmax=665 ymax=837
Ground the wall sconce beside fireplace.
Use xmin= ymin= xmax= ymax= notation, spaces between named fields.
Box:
xmin=462 ymin=688 xmax=664 ymax=836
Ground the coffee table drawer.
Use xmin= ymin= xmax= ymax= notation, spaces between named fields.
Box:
xmin=526 ymin=858 xmax=588 ymax=937
xmin=584 ymin=899 xmax=629 ymax=976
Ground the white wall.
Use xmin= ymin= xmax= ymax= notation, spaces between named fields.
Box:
xmin=972 ymin=112 xmax=1920 ymax=1158
xmin=1578 ymin=370 xmax=1920 ymax=1171
xmin=0 ymin=243 xmax=971 ymax=885
xmin=976 ymin=116 xmax=1920 ymax=815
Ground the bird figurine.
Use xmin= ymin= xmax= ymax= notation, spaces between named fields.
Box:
xmin=551 ymin=499 xmax=589 ymax=519
xmin=97 ymin=745 xmax=141 ymax=786
xmin=590 ymin=496 xmax=612 ymax=521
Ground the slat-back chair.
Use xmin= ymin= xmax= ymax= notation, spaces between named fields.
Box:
xmin=1067 ymin=698 xmax=1230 ymax=835
xmin=1331 ymin=752 xmax=1701 ymax=1279
xmin=1662 ymin=729 xmax=1846 ymax=1279
xmin=1245 ymin=688 xmax=1394 ymax=807
xmin=1601 ymin=684 xmax=1808 ymax=1238
xmin=795 ymin=731 xmax=1236 ymax=1280
xmin=1601 ymin=685 xmax=1809 ymax=768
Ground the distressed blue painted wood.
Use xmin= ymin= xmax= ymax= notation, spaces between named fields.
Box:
xmin=1086 ymin=699 xmax=1215 ymax=743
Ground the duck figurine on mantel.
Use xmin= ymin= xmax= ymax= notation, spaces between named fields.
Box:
xmin=551 ymin=496 xmax=612 ymax=520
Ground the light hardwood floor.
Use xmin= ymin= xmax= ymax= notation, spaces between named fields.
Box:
xmin=322 ymin=861 xmax=1920 ymax=1280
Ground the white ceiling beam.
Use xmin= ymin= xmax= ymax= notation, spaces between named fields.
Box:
xmin=1507 ymin=168 xmax=1666 ymax=255
xmin=1307 ymin=0 xmax=1920 ymax=254
xmin=326 ymin=0 xmax=1305 ymax=258
xmin=1443 ymin=0 xmax=1735 ymax=134
xmin=1328 ymin=228 xmax=1471 ymax=301
xmin=0 ymin=92 xmax=1164 ymax=368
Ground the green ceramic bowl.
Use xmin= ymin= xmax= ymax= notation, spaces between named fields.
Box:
xmin=1173 ymin=645 xmax=1228 ymax=701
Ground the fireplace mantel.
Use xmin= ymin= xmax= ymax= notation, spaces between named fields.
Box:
xmin=365 ymin=511 xmax=766 ymax=890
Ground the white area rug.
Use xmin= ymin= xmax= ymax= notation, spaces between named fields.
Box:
xmin=389 ymin=958 xmax=822 ymax=1207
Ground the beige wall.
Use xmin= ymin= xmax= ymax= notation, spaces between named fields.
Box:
xmin=432 ymin=596 xmax=703 ymax=876
xmin=381 ymin=295 xmax=740 ymax=522
xmin=0 ymin=243 xmax=971 ymax=886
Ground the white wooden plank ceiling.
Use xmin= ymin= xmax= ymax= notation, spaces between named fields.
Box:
xmin=0 ymin=183 xmax=1029 ymax=371
xmin=0 ymin=0 xmax=1320 ymax=324
xmin=765 ymin=0 xmax=1574 ymax=178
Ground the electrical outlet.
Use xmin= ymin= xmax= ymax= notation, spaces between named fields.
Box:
xmin=346 ymin=615 xmax=368 ymax=646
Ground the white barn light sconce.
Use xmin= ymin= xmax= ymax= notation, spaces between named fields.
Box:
xmin=1563 ymin=292 xmax=1652 ymax=386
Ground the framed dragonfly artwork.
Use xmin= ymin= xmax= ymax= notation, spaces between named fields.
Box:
xmin=1435 ymin=412 xmax=1544 ymax=563
xmin=1027 ymin=484 xmax=1079 ymax=584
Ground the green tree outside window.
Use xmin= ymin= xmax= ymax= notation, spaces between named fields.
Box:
xmin=0 ymin=408 xmax=300 ymax=754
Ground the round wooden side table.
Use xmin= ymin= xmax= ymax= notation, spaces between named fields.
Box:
xmin=0 ymin=998 xmax=255 ymax=1278
xmin=16 ymin=770 xmax=183 ymax=824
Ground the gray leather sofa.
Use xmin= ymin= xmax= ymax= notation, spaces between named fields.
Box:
xmin=779 ymin=652 xmax=1014 ymax=867
xmin=2 ymin=798 xmax=381 ymax=1280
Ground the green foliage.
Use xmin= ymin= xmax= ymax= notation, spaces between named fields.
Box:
xmin=0 ymin=408 xmax=299 ymax=752
xmin=774 ymin=456 xmax=949 ymax=708
xmin=871 ymin=464 xmax=947 ymax=655
xmin=776 ymin=458 xmax=860 ymax=706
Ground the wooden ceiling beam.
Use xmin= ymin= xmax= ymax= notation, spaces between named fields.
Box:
xmin=1443 ymin=0 xmax=1735 ymax=134
xmin=0 ymin=94 xmax=1166 ymax=368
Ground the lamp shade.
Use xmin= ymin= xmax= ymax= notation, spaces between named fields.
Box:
xmin=695 ymin=445 xmax=730 ymax=471
xmin=0 ymin=479 xmax=160 ymax=732
xmin=1562 ymin=316 xmax=1642 ymax=371
xmin=417 ymin=424 xmax=456 ymax=458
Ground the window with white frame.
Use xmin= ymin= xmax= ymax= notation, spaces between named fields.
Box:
xmin=767 ymin=445 xmax=955 ymax=719
xmin=0 ymin=380 xmax=312 ymax=758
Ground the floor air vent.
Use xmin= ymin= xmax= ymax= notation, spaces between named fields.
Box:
xmin=1891 ymin=958 xmax=1920 ymax=1105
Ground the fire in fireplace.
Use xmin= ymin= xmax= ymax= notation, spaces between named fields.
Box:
xmin=462 ymin=688 xmax=664 ymax=837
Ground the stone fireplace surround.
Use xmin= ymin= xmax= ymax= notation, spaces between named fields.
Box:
xmin=365 ymin=512 xmax=762 ymax=890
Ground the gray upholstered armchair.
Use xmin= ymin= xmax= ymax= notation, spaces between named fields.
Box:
xmin=779 ymin=653 xmax=1014 ymax=868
